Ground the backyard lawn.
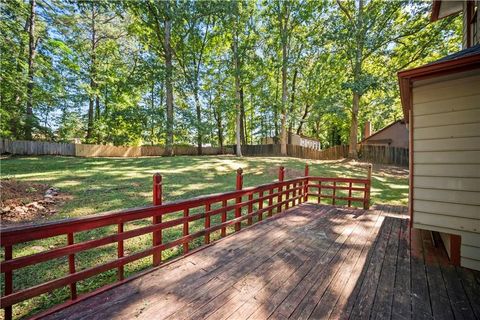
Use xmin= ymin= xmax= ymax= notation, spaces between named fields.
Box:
xmin=0 ymin=155 xmax=408 ymax=319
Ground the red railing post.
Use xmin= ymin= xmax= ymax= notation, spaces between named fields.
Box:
xmin=364 ymin=164 xmax=372 ymax=209
xmin=277 ymin=166 xmax=285 ymax=213
xmin=332 ymin=181 xmax=337 ymax=205
xmin=183 ymin=208 xmax=189 ymax=252
xmin=205 ymin=203 xmax=211 ymax=244
xmin=348 ymin=182 xmax=352 ymax=207
xmin=304 ymin=164 xmax=309 ymax=202
xmin=152 ymin=173 xmax=162 ymax=266
xmin=221 ymin=200 xmax=227 ymax=237
xmin=67 ymin=233 xmax=77 ymax=299
xmin=235 ymin=168 xmax=243 ymax=231
xmin=247 ymin=193 xmax=253 ymax=225
xmin=117 ymin=223 xmax=124 ymax=280
xmin=4 ymin=245 xmax=13 ymax=320
xmin=258 ymin=191 xmax=264 ymax=221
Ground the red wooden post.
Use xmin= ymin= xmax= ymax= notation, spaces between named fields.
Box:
xmin=348 ymin=182 xmax=352 ymax=207
xmin=235 ymin=168 xmax=243 ymax=231
xmin=332 ymin=181 xmax=337 ymax=205
xmin=205 ymin=203 xmax=211 ymax=244
xmin=67 ymin=233 xmax=77 ymax=299
xmin=292 ymin=182 xmax=298 ymax=207
xmin=117 ymin=223 xmax=124 ymax=280
xmin=248 ymin=193 xmax=253 ymax=225
xmin=183 ymin=208 xmax=189 ymax=252
xmin=364 ymin=164 xmax=372 ymax=209
xmin=221 ymin=200 xmax=227 ymax=237
xmin=4 ymin=245 xmax=13 ymax=320
xmin=318 ymin=181 xmax=322 ymax=204
xmin=258 ymin=191 xmax=264 ymax=221
xmin=268 ymin=188 xmax=273 ymax=216
xmin=304 ymin=164 xmax=309 ymax=202
xmin=152 ymin=173 xmax=162 ymax=266
xmin=277 ymin=166 xmax=285 ymax=213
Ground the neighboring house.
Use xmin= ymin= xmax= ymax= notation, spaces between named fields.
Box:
xmin=261 ymin=132 xmax=321 ymax=150
xmin=359 ymin=120 xmax=409 ymax=149
xmin=398 ymin=0 xmax=480 ymax=271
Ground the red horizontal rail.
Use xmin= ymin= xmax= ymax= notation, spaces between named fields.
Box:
xmin=0 ymin=164 xmax=372 ymax=319
xmin=0 ymin=178 xmax=305 ymax=246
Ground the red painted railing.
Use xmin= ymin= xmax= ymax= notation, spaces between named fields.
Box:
xmin=0 ymin=165 xmax=371 ymax=319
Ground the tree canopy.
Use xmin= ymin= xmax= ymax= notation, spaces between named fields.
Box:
xmin=0 ymin=0 xmax=461 ymax=153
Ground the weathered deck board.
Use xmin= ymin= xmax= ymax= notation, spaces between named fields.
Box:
xmin=42 ymin=203 xmax=480 ymax=320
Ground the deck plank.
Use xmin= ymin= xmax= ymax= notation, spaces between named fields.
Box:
xmin=410 ymin=227 xmax=434 ymax=320
xmin=41 ymin=203 xmax=480 ymax=320
xmin=162 ymin=207 xmax=343 ymax=320
xmin=422 ymin=229 xmax=455 ymax=320
xmin=391 ymin=216 xmax=412 ymax=320
xmin=345 ymin=211 xmax=395 ymax=319
xmin=307 ymin=209 xmax=383 ymax=320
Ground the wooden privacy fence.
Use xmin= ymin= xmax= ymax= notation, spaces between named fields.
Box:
xmin=239 ymin=144 xmax=349 ymax=160
xmin=241 ymin=144 xmax=408 ymax=166
xmin=0 ymin=139 xmax=408 ymax=166
xmin=0 ymin=139 xmax=233 ymax=158
xmin=357 ymin=144 xmax=408 ymax=167
xmin=0 ymin=165 xmax=371 ymax=320
xmin=0 ymin=140 xmax=75 ymax=156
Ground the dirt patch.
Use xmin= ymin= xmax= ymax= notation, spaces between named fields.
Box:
xmin=1 ymin=179 xmax=71 ymax=225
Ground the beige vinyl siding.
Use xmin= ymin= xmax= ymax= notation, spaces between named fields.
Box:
xmin=414 ymin=164 xmax=480 ymax=177
xmin=414 ymin=151 xmax=480 ymax=164
xmin=412 ymin=71 xmax=480 ymax=271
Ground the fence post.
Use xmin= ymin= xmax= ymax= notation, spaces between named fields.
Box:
xmin=277 ymin=166 xmax=285 ymax=213
xmin=364 ymin=164 xmax=372 ymax=210
xmin=304 ymin=164 xmax=309 ymax=202
xmin=235 ymin=168 xmax=243 ymax=231
xmin=152 ymin=173 xmax=163 ymax=266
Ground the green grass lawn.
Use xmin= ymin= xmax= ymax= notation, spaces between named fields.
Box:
xmin=0 ymin=155 xmax=408 ymax=319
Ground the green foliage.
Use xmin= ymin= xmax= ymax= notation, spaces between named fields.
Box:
xmin=0 ymin=0 xmax=462 ymax=147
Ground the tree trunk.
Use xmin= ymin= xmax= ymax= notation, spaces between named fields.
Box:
xmin=348 ymin=92 xmax=360 ymax=157
xmin=214 ymin=108 xmax=224 ymax=152
xmin=86 ymin=5 xmax=96 ymax=143
xmin=296 ymin=104 xmax=309 ymax=135
xmin=239 ymin=87 xmax=246 ymax=145
xmin=164 ymin=1 xmax=174 ymax=156
xmin=233 ymin=27 xmax=242 ymax=157
xmin=288 ymin=69 xmax=297 ymax=139
xmin=194 ymin=87 xmax=202 ymax=155
xmin=279 ymin=5 xmax=288 ymax=156
xmin=348 ymin=0 xmax=364 ymax=159
xmin=25 ymin=0 xmax=36 ymax=140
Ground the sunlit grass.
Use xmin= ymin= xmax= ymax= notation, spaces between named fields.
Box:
xmin=0 ymin=155 xmax=408 ymax=319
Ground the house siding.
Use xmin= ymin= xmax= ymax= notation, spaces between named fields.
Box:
xmin=412 ymin=72 xmax=480 ymax=271
xmin=363 ymin=121 xmax=409 ymax=148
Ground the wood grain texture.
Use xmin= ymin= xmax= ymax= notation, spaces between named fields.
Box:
xmin=35 ymin=204 xmax=480 ymax=320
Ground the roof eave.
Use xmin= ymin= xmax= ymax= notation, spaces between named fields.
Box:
xmin=397 ymin=54 xmax=480 ymax=122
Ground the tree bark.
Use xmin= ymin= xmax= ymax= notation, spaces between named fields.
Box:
xmin=164 ymin=1 xmax=174 ymax=156
xmin=25 ymin=0 xmax=36 ymax=140
xmin=239 ymin=87 xmax=246 ymax=145
xmin=233 ymin=23 xmax=242 ymax=157
xmin=288 ymin=69 xmax=298 ymax=141
xmin=194 ymin=86 xmax=202 ymax=155
xmin=279 ymin=3 xmax=288 ymax=156
xmin=296 ymin=104 xmax=309 ymax=135
xmin=86 ymin=4 xmax=97 ymax=143
xmin=348 ymin=0 xmax=364 ymax=159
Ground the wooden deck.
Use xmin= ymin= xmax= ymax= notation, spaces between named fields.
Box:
xmin=43 ymin=203 xmax=480 ymax=320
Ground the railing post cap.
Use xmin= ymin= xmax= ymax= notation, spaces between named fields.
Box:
xmin=153 ymin=173 xmax=162 ymax=182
